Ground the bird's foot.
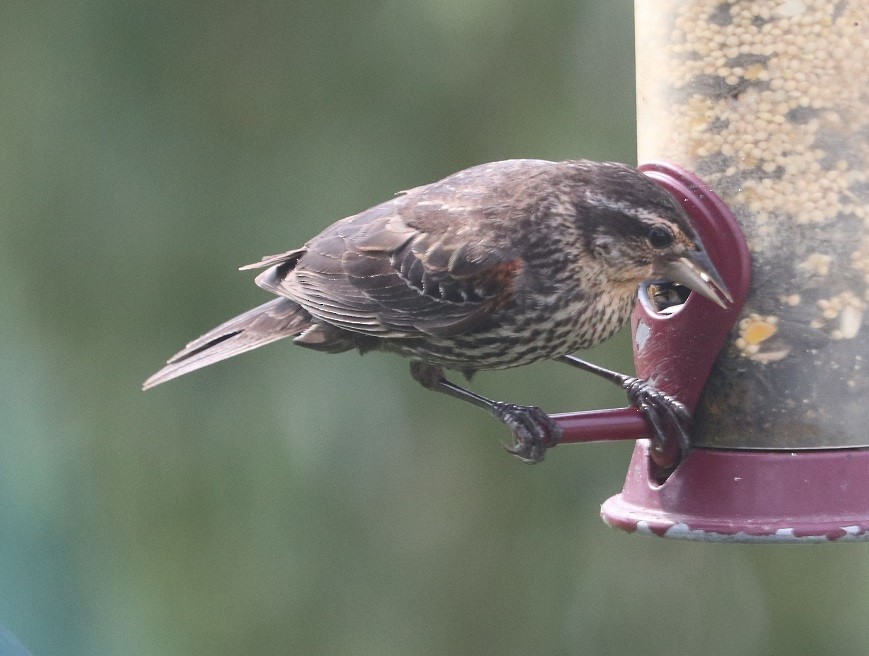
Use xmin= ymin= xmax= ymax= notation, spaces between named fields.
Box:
xmin=621 ymin=377 xmax=692 ymax=455
xmin=492 ymin=403 xmax=562 ymax=464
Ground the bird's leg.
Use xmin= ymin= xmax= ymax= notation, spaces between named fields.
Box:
xmin=409 ymin=361 xmax=561 ymax=464
xmin=556 ymin=355 xmax=692 ymax=454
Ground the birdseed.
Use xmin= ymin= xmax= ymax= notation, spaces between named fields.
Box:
xmin=635 ymin=0 xmax=867 ymax=447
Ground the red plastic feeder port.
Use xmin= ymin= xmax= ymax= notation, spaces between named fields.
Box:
xmin=557 ymin=161 xmax=869 ymax=542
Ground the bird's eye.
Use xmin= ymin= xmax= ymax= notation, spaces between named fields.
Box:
xmin=648 ymin=226 xmax=674 ymax=249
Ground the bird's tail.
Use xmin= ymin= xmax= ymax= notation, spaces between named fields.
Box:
xmin=143 ymin=297 xmax=311 ymax=390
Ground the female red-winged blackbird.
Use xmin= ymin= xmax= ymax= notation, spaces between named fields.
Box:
xmin=144 ymin=159 xmax=730 ymax=462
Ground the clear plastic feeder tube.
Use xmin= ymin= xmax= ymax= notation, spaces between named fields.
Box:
xmin=635 ymin=0 xmax=868 ymax=448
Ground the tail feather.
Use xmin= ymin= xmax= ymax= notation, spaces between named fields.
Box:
xmin=143 ymin=297 xmax=310 ymax=390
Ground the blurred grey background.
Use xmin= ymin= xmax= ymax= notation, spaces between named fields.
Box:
xmin=1 ymin=1 xmax=867 ymax=654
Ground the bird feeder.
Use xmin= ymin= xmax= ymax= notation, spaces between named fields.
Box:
xmin=557 ymin=0 xmax=869 ymax=541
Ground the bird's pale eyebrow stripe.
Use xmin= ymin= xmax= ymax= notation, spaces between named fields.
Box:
xmin=583 ymin=191 xmax=670 ymax=226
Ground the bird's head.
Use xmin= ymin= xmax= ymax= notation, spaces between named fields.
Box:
xmin=576 ymin=162 xmax=732 ymax=309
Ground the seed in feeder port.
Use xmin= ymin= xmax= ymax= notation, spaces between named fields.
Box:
xmin=645 ymin=282 xmax=690 ymax=314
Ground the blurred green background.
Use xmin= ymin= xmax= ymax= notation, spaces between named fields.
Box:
xmin=1 ymin=1 xmax=867 ymax=654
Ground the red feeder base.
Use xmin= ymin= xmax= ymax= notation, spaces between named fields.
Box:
xmin=601 ymin=441 xmax=869 ymax=542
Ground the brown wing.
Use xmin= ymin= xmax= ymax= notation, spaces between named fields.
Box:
xmin=245 ymin=184 xmax=525 ymax=340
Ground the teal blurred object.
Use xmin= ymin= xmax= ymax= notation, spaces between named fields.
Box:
xmin=0 ymin=624 xmax=32 ymax=656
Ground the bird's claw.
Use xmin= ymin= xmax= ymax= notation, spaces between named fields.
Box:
xmin=621 ymin=377 xmax=692 ymax=456
xmin=492 ymin=402 xmax=562 ymax=464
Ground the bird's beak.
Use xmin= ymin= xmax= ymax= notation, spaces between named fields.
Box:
xmin=658 ymin=249 xmax=732 ymax=309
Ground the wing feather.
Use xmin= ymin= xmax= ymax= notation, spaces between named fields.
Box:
xmin=248 ymin=173 xmax=526 ymax=339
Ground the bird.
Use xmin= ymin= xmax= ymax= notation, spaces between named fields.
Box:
xmin=143 ymin=159 xmax=731 ymax=462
